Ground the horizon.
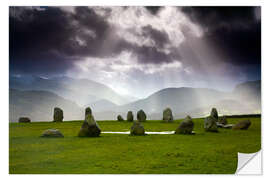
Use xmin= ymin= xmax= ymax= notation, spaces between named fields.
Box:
xmin=10 ymin=73 xmax=260 ymax=100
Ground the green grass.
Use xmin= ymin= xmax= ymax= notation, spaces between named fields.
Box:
xmin=9 ymin=117 xmax=261 ymax=174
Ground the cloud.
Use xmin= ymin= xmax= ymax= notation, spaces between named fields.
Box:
xmin=74 ymin=51 xmax=182 ymax=76
xmin=9 ymin=6 xmax=261 ymax=97
xmin=181 ymin=7 xmax=261 ymax=66
xmin=10 ymin=6 xmax=193 ymax=75
xmin=145 ymin=6 xmax=162 ymax=15
xmin=141 ymin=25 xmax=170 ymax=49
xmin=70 ymin=51 xmax=185 ymax=97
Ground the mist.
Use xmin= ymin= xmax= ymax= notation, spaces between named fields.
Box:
xmin=9 ymin=76 xmax=260 ymax=122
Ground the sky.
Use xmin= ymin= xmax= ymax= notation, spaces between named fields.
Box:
xmin=9 ymin=6 xmax=261 ymax=98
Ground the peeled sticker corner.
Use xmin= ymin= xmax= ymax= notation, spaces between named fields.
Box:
xmin=235 ymin=150 xmax=262 ymax=175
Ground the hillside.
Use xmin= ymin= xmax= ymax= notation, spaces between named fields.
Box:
xmin=233 ymin=80 xmax=261 ymax=107
xmin=86 ymin=99 xmax=118 ymax=112
xmin=9 ymin=80 xmax=261 ymax=121
xmin=10 ymin=76 xmax=131 ymax=106
xmin=117 ymin=87 xmax=230 ymax=115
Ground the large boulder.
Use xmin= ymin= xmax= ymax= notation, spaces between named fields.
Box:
xmin=175 ymin=115 xmax=194 ymax=134
xmin=130 ymin=121 xmax=145 ymax=135
xmin=117 ymin=115 xmax=124 ymax=121
xmin=85 ymin=107 xmax=92 ymax=117
xmin=18 ymin=117 xmax=31 ymax=123
xmin=78 ymin=114 xmax=101 ymax=137
xmin=210 ymin=108 xmax=218 ymax=121
xmin=162 ymin=108 xmax=174 ymax=122
xmin=218 ymin=116 xmax=228 ymax=125
xmin=127 ymin=111 xmax=134 ymax=122
xmin=53 ymin=107 xmax=63 ymax=122
xmin=41 ymin=129 xmax=64 ymax=138
xmin=204 ymin=116 xmax=218 ymax=132
xmin=137 ymin=110 xmax=147 ymax=122
xmin=232 ymin=119 xmax=251 ymax=130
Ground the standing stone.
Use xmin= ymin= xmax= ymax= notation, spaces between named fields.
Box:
xmin=137 ymin=110 xmax=147 ymax=122
xmin=53 ymin=107 xmax=63 ymax=122
xmin=127 ymin=111 xmax=134 ymax=122
xmin=163 ymin=108 xmax=174 ymax=122
xmin=85 ymin=107 xmax=92 ymax=117
xmin=210 ymin=108 xmax=218 ymax=121
xmin=218 ymin=116 xmax=228 ymax=125
xmin=41 ymin=129 xmax=64 ymax=138
xmin=117 ymin=115 xmax=124 ymax=121
xmin=204 ymin=116 xmax=218 ymax=132
xmin=175 ymin=115 xmax=194 ymax=134
xmin=78 ymin=114 xmax=101 ymax=137
xmin=18 ymin=117 xmax=31 ymax=123
xmin=232 ymin=119 xmax=251 ymax=130
xmin=130 ymin=121 xmax=145 ymax=135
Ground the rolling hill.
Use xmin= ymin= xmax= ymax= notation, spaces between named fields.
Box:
xmin=115 ymin=80 xmax=261 ymax=120
xmin=9 ymin=80 xmax=261 ymax=121
xmin=10 ymin=75 xmax=131 ymax=106
xmin=117 ymin=87 xmax=230 ymax=114
xmin=86 ymin=99 xmax=118 ymax=112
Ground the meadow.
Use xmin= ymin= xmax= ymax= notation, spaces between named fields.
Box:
xmin=9 ymin=117 xmax=261 ymax=174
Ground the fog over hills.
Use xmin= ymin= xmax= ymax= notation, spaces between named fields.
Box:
xmin=10 ymin=75 xmax=131 ymax=106
xmin=115 ymin=80 xmax=260 ymax=120
xmin=118 ymin=87 xmax=230 ymax=114
xmin=86 ymin=99 xmax=118 ymax=112
xmin=233 ymin=80 xmax=261 ymax=106
xmin=9 ymin=77 xmax=261 ymax=122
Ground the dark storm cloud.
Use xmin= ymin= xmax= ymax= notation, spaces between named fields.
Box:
xmin=10 ymin=7 xmax=77 ymax=75
xmin=69 ymin=7 xmax=173 ymax=63
xmin=9 ymin=5 xmax=261 ymax=87
xmin=141 ymin=25 xmax=170 ymax=49
xmin=9 ymin=6 xmax=177 ymax=75
xmin=9 ymin=6 xmax=118 ymax=56
xmin=135 ymin=45 xmax=174 ymax=64
xmin=145 ymin=6 xmax=162 ymax=15
xmin=181 ymin=7 xmax=261 ymax=66
xmin=9 ymin=6 xmax=261 ymax=97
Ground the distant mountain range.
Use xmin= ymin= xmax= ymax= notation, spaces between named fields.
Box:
xmin=86 ymin=99 xmax=118 ymax=112
xmin=10 ymin=75 xmax=133 ymax=106
xmin=117 ymin=87 xmax=230 ymax=114
xmin=91 ymin=80 xmax=261 ymax=120
xmin=9 ymin=76 xmax=261 ymax=122
xmin=233 ymin=80 xmax=261 ymax=105
xmin=125 ymin=80 xmax=261 ymax=119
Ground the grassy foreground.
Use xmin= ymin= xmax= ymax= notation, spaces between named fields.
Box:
xmin=9 ymin=117 xmax=261 ymax=174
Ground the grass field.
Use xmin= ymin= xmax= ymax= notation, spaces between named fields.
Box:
xmin=9 ymin=117 xmax=261 ymax=174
